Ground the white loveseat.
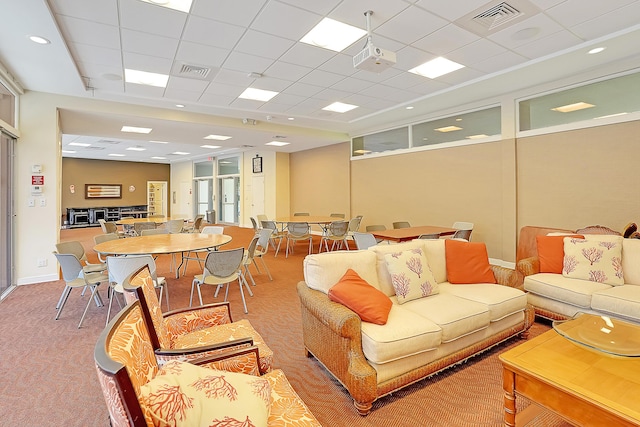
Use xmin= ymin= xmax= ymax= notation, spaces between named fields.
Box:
xmin=518 ymin=235 xmax=640 ymax=323
xmin=296 ymin=239 xmax=533 ymax=415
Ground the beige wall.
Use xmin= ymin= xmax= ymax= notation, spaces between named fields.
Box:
xmin=289 ymin=142 xmax=350 ymax=217
xmin=517 ymin=121 xmax=640 ymax=233
xmin=61 ymin=158 xmax=170 ymax=214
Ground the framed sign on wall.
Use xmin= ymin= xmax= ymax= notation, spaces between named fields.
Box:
xmin=85 ymin=184 xmax=122 ymax=199
xmin=252 ymin=155 xmax=263 ymax=173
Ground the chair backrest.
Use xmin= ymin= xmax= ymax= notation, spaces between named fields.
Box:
xmin=261 ymin=220 xmax=277 ymax=231
xmin=256 ymin=214 xmax=268 ymax=224
xmin=330 ymin=213 xmax=345 ymax=218
xmin=94 ymin=233 xmax=118 ymax=245
xmin=418 ymin=233 xmax=440 ymax=239
xmin=366 ymin=224 xmax=387 ymax=232
xmin=97 ymin=219 xmax=108 ymax=233
xmin=53 ymin=252 xmax=83 ymax=282
xmin=107 ymin=255 xmax=159 ymax=288
xmin=165 ymin=218 xmax=184 ymax=233
xmin=250 ymin=217 xmax=260 ymax=233
xmin=288 ymin=222 xmax=310 ymax=236
xmin=133 ymin=221 xmax=156 ymax=235
xmin=94 ymin=300 xmax=157 ymax=427
xmin=452 ymin=221 xmax=474 ymax=231
xmin=451 ymin=229 xmax=472 ymax=241
xmin=192 ymin=215 xmax=204 ymax=231
xmin=204 ymin=248 xmax=244 ymax=279
xmin=328 ymin=220 xmax=349 ymax=237
xmin=245 ymin=235 xmax=260 ymax=263
xmin=352 ymin=232 xmax=378 ymax=250
xmin=55 ymin=240 xmax=87 ymax=263
xmin=293 ymin=212 xmax=309 ymax=216
xmin=393 ymin=221 xmax=411 ymax=229
xmin=201 ymin=225 xmax=224 ymax=235
xmin=347 ymin=216 xmax=362 ymax=232
xmin=256 ymin=228 xmax=272 ymax=253
xmin=140 ymin=228 xmax=168 ymax=236
xmin=104 ymin=221 xmax=119 ymax=234
xmin=451 ymin=222 xmax=474 ymax=241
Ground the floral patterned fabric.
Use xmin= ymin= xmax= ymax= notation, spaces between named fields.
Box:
xmin=263 ymin=370 xmax=322 ymax=427
xmin=563 ymin=236 xmax=624 ymax=285
xmin=384 ymin=248 xmax=439 ymax=304
xmin=140 ymin=360 xmax=271 ymax=427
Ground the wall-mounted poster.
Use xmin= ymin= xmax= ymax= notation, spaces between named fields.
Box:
xmin=85 ymin=184 xmax=122 ymax=199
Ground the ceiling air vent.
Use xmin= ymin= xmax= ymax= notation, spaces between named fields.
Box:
xmin=170 ymin=61 xmax=217 ymax=81
xmin=473 ymin=2 xmax=522 ymax=31
xmin=455 ymin=0 xmax=539 ymax=36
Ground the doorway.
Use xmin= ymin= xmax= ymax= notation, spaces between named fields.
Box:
xmin=219 ymin=177 xmax=239 ymax=224
xmin=0 ymin=131 xmax=15 ymax=300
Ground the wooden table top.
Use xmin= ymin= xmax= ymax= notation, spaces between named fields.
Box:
xmin=274 ymin=216 xmax=339 ymax=224
xmin=500 ymin=317 xmax=640 ymax=424
xmin=370 ymin=225 xmax=457 ymax=242
xmin=94 ymin=233 xmax=232 ymax=255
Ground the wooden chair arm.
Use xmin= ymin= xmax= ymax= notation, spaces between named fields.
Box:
xmin=163 ymin=302 xmax=232 ymax=334
xmin=187 ymin=343 xmax=262 ymax=376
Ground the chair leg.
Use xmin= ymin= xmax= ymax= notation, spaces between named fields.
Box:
xmin=55 ymin=286 xmax=73 ymax=320
xmin=274 ymin=237 xmax=282 ymax=257
xmin=197 ymin=283 xmax=204 ymax=306
xmin=79 ymin=285 xmax=100 ymax=328
xmin=244 ymin=265 xmax=256 ymax=287
xmin=258 ymin=257 xmax=273 ymax=280
xmin=237 ymin=277 xmax=250 ymax=314
xmin=251 ymin=259 xmax=262 ymax=275
xmin=189 ymin=280 xmax=198 ymax=307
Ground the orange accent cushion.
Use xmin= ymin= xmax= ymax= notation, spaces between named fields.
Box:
xmin=328 ymin=269 xmax=392 ymax=325
xmin=536 ymin=234 xmax=584 ymax=273
xmin=444 ymin=240 xmax=496 ymax=284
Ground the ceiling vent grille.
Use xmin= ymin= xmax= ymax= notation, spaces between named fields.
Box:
xmin=473 ymin=2 xmax=522 ymax=30
xmin=84 ymin=146 xmax=105 ymax=150
xmin=171 ymin=62 xmax=216 ymax=81
xmin=97 ymin=139 xmax=121 ymax=145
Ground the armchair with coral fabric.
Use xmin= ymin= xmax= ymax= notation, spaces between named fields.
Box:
xmin=95 ymin=300 xmax=321 ymax=427
xmin=123 ymin=265 xmax=274 ymax=372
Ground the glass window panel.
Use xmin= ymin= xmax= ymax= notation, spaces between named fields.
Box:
xmin=0 ymin=82 xmax=15 ymax=127
xmin=194 ymin=160 xmax=213 ymax=177
xmin=412 ymin=106 xmax=501 ymax=147
xmin=217 ymin=156 xmax=239 ymax=175
xmin=519 ymin=71 xmax=640 ymax=131
xmin=352 ymin=127 xmax=408 ymax=156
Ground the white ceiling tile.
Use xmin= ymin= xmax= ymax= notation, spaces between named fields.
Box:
xmin=488 ymin=13 xmax=568 ymax=49
xmin=447 ymin=38 xmax=508 ymax=67
xmin=175 ymin=42 xmax=230 ymax=68
xmin=204 ymin=82 xmax=246 ymax=97
xmin=257 ymin=102 xmax=296 ymax=113
xmin=415 ymin=0 xmax=490 ymax=21
xmin=230 ymin=97 xmax=267 ymax=109
xmin=298 ymin=69 xmax=346 ymax=87
xmin=51 ymin=0 xmax=118 ymax=26
xmin=191 ymin=0 xmax=268 ymax=26
xmin=413 ymin=24 xmax=480 ymax=56
xmin=375 ymin=6 xmax=448 ymax=44
xmin=250 ymin=1 xmax=321 ymax=40
xmin=70 ymin=42 xmax=122 ymax=67
xmin=547 ymin=0 xmax=637 ymax=28
xmin=405 ymin=79 xmax=451 ymax=96
xmin=393 ymin=45 xmax=436 ymax=71
xmin=198 ymin=92 xmax=236 ymax=106
xmin=252 ymin=76 xmax=294 ymax=92
xmin=330 ymin=77 xmax=375 ymax=93
xmin=57 ymin=15 xmax=120 ymax=49
xmin=222 ymin=51 xmax=275 ymax=75
xmin=329 ymin=0 xmax=411 ymax=29
xmin=381 ymin=72 xmax=430 ymax=90
xmin=166 ymin=76 xmax=211 ymax=92
xmin=359 ymin=84 xmax=416 ymax=103
xmin=264 ymin=92 xmax=306 ymax=106
xmin=281 ymin=82 xmax=324 ymax=97
xmin=124 ymin=82 xmax=165 ymax=97
xmin=122 ymin=52 xmax=173 ymax=74
xmin=163 ymin=88 xmax=203 ymax=102
xmin=279 ymin=43 xmax=335 ymax=69
xmin=121 ymin=29 xmax=180 ymax=59
xmin=264 ymin=61 xmax=313 ymax=81
xmin=515 ymin=30 xmax=583 ymax=59
xmin=528 ymin=0 xmax=565 ymax=9
xmin=313 ymin=88 xmax=354 ymax=102
xmin=182 ymin=16 xmax=246 ymax=50
xmin=433 ymin=66 xmax=484 ymax=86
xmin=119 ymin=0 xmax=187 ymax=39
xmin=570 ymin=2 xmax=640 ymax=40
xmin=344 ymin=93 xmax=397 ymax=111
xmin=213 ymin=69 xmax=256 ymax=86
xmin=235 ymin=30 xmax=296 ymax=60
xmin=318 ymin=53 xmax=360 ymax=77
xmin=352 ymin=67 xmax=403 ymax=83
xmin=277 ymin=0 xmax=341 ymax=15
xmin=471 ymin=50 xmax=528 ymax=74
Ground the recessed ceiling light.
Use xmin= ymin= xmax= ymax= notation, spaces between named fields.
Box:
xmin=266 ymin=141 xmax=290 ymax=147
xmin=28 ymin=35 xmax=50 ymax=44
xmin=588 ymin=47 xmax=606 ymax=54
xmin=139 ymin=0 xmax=192 ymax=13
xmin=406 ymin=106 xmax=414 ymax=110
xmin=551 ymin=102 xmax=595 ymax=113
xmin=62 ymin=150 xmax=76 ymax=154
xmin=353 ymin=149 xmax=372 ymax=154
xmin=175 ymin=104 xmax=185 ymax=108
xmin=466 ymin=134 xmax=489 ymax=139
xmin=455 ymin=118 xmax=462 ymax=121
xmin=121 ymin=126 xmax=152 ymax=134
xmin=201 ymin=145 xmax=221 ymax=149
xmin=108 ymin=153 xmax=125 ymax=157
xmin=322 ymin=102 xmax=358 ymax=113
xmin=68 ymin=142 xmax=91 ymax=147
xmin=434 ymin=125 xmax=462 ymax=133
xmin=126 ymin=146 xmax=146 ymax=151
xmin=595 ymin=112 xmax=628 ymax=119
xmin=409 ymin=57 xmax=465 ymax=79
xmin=172 ymin=151 xmax=190 ymax=155
xmin=151 ymin=156 xmax=167 ymax=160
xmin=204 ymin=134 xmax=232 ymax=140
xmin=238 ymin=87 xmax=279 ymax=102
xmin=287 ymin=117 xmax=295 ymax=121
xmin=300 ymin=18 xmax=367 ymax=52
xmin=124 ymin=69 xmax=169 ymax=88
xmin=149 ymin=140 xmax=169 ymax=144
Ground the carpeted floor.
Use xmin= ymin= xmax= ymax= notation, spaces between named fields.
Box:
xmin=0 ymin=225 xmax=572 ymax=426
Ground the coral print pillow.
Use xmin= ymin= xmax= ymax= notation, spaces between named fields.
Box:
xmin=562 ymin=236 xmax=624 ymax=286
xmin=140 ymin=360 xmax=271 ymax=427
xmin=384 ymin=248 xmax=439 ymax=304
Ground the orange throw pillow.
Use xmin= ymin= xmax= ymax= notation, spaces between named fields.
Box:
xmin=328 ymin=268 xmax=392 ymax=325
xmin=536 ymin=234 xmax=584 ymax=273
xmin=445 ymin=239 xmax=496 ymax=284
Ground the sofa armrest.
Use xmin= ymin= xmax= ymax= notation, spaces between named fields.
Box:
xmin=296 ymin=282 xmax=378 ymax=415
xmin=516 ymin=256 xmax=540 ymax=277
xmin=163 ymin=302 xmax=232 ymax=335
xmin=490 ymin=264 xmax=518 ymax=288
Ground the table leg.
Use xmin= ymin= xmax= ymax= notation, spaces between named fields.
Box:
xmin=502 ymin=368 xmax=516 ymax=427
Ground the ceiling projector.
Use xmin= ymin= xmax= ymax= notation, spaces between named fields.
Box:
xmin=353 ymin=10 xmax=396 ymax=73
xmin=353 ymin=44 xmax=396 ymax=73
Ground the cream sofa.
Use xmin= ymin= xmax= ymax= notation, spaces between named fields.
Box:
xmin=518 ymin=235 xmax=640 ymax=323
xmin=296 ymin=239 xmax=533 ymax=415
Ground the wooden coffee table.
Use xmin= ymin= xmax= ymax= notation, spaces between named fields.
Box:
xmin=499 ymin=315 xmax=640 ymax=426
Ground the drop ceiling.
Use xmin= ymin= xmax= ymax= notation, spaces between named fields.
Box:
xmin=1 ymin=0 xmax=639 ymax=163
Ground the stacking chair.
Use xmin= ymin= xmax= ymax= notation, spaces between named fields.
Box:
xmin=393 ymin=221 xmax=411 ymax=229
xmin=254 ymin=228 xmax=273 ymax=281
xmin=353 ymin=232 xmax=378 ymax=250
xmin=366 ymin=224 xmax=387 ymax=243
xmin=319 ymin=220 xmax=349 ymax=252
xmin=451 ymin=221 xmax=474 ymax=241
xmin=261 ymin=220 xmax=285 ymax=257
xmin=330 ymin=213 xmax=345 ymax=218
xmin=181 ymin=225 xmax=224 ymax=275
xmin=191 ymin=248 xmax=253 ymax=314
xmin=345 ymin=215 xmax=363 ymax=248
xmin=133 ymin=221 xmax=156 ymax=236
xmin=55 ymin=240 xmax=106 ymax=274
xmin=241 ymin=234 xmax=261 ymax=287
xmin=182 ymin=214 xmax=204 ymax=233
xmin=53 ymin=252 xmax=109 ymax=328
xmin=256 ymin=214 xmax=269 ymax=224
xmin=165 ymin=218 xmax=185 ymax=233
xmin=98 ymin=219 xmax=125 ymax=237
xmin=93 ymin=233 xmax=119 ymax=263
xmin=418 ymin=233 xmax=441 ymax=239
xmin=294 ymin=212 xmax=310 ymax=216
xmin=106 ymin=255 xmax=167 ymax=325
xmin=286 ymin=222 xmax=313 ymax=258
xmin=140 ymin=228 xmax=168 ymax=236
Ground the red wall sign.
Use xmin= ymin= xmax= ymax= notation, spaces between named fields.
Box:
xmin=31 ymin=175 xmax=44 ymax=185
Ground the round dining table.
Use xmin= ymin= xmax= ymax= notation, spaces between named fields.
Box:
xmin=94 ymin=233 xmax=232 ymax=278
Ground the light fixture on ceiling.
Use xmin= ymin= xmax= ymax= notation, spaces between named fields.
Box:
xmin=287 ymin=117 xmax=295 ymax=121
xmin=239 ymin=88 xmax=278 ymax=102
xmin=172 ymin=151 xmax=190 ymax=155
xmin=140 ymin=0 xmax=192 ymax=13
xmin=28 ymin=35 xmax=50 ymax=44
xmin=149 ymin=140 xmax=169 ymax=144
xmin=266 ymin=141 xmax=289 ymax=147
xmin=108 ymin=153 xmax=125 ymax=157
xmin=322 ymin=102 xmax=358 ymax=113
xmin=551 ymin=102 xmax=595 ymax=113
xmin=300 ymin=17 xmax=366 ymax=52
xmin=175 ymin=104 xmax=185 ymax=108
xmin=204 ymin=134 xmax=232 ymax=140
xmin=68 ymin=142 xmax=90 ymax=147
xmin=406 ymin=106 xmax=414 ymax=110
xmin=466 ymin=134 xmax=489 ymax=139
xmin=62 ymin=150 xmax=76 ymax=154
xmin=124 ymin=69 xmax=169 ymax=88
xmin=353 ymin=149 xmax=372 ymax=154
xmin=434 ymin=125 xmax=463 ymax=133
xmin=121 ymin=126 xmax=152 ymax=134
xmin=588 ymin=47 xmax=606 ymax=54
xmin=201 ymin=145 xmax=221 ymax=149
xmin=151 ymin=156 xmax=167 ymax=160
xmin=126 ymin=146 xmax=146 ymax=151
xmin=409 ymin=57 xmax=465 ymax=79
xmin=242 ymin=118 xmax=257 ymax=125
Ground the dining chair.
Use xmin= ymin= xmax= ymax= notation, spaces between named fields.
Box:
xmin=345 ymin=215 xmax=363 ymax=248
xmin=285 ymin=222 xmax=313 ymax=258
xmin=352 ymin=232 xmax=378 ymax=250
xmin=241 ymin=234 xmax=261 ymax=287
xmin=53 ymin=252 xmax=108 ymax=328
xmin=293 ymin=212 xmax=310 ymax=216
xmin=182 ymin=214 xmax=204 ymax=233
xmin=93 ymin=233 xmax=119 ymax=263
xmin=418 ymin=233 xmax=441 ymax=239
xmin=451 ymin=221 xmax=474 ymax=241
xmin=140 ymin=228 xmax=168 ymax=236
xmin=191 ymin=248 xmax=252 ymax=314
xmin=55 ymin=240 xmax=106 ymax=274
xmin=133 ymin=221 xmax=156 ymax=236
xmin=256 ymin=214 xmax=269 ymax=224
xmin=330 ymin=213 xmax=345 ymax=218
xmin=181 ymin=225 xmax=225 ymax=275
xmin=261 ymin=220 xmax=285 ymax=257
xmin=165 ymin=218 xmax=185 ymax=233
xmin=393 ymin=221 xmax=411 ymax=229
xmin=366 ymin=224 xmax=387 ymax=243
xmin=319 ymin=220 xmax=349 ymax=252
xmin=254 ymin=228 xmax=273 ymax=281
xmin=250 ymin=216 xmax=261 ymax=235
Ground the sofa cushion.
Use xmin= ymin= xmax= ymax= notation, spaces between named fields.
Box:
xmin=361 ymin=304 xmax=442 ymax=364
xmin=444 ymin=240 xmax=496 ymax=284
xmin=328 ymin=269 xmax=392 ymax=325
xmin=524 ymin=273 xmax=611 ymax=308
xmin=400 ymin=293 xmax=490 ymax=343
xmin=369 ymin=241 xmax=425 ymax=296
xmin=417 ymin=238 xmax=447 ymax=283
xmin=563 ymin=236 xmax=624 ymax=285
xmin=304 ymin=250 xmax=379 ymax=294
xmin=622 ymin=238 xmax=640 ymax=286
xmin=591 ymin=286 xmax=640 ymax=322
xmin=439 ymin=283 xmax=526 ymax=322
xmin=384 ymin=248 xmax=439 ymax=304
xmin=140 ymin=360 xmax=271 ymax=427
xmin=536 ymin=234 xmax=584 ymax=273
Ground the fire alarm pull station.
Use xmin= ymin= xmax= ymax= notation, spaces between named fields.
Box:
xmin=32 ymin=174 xmax=44 ymax=195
